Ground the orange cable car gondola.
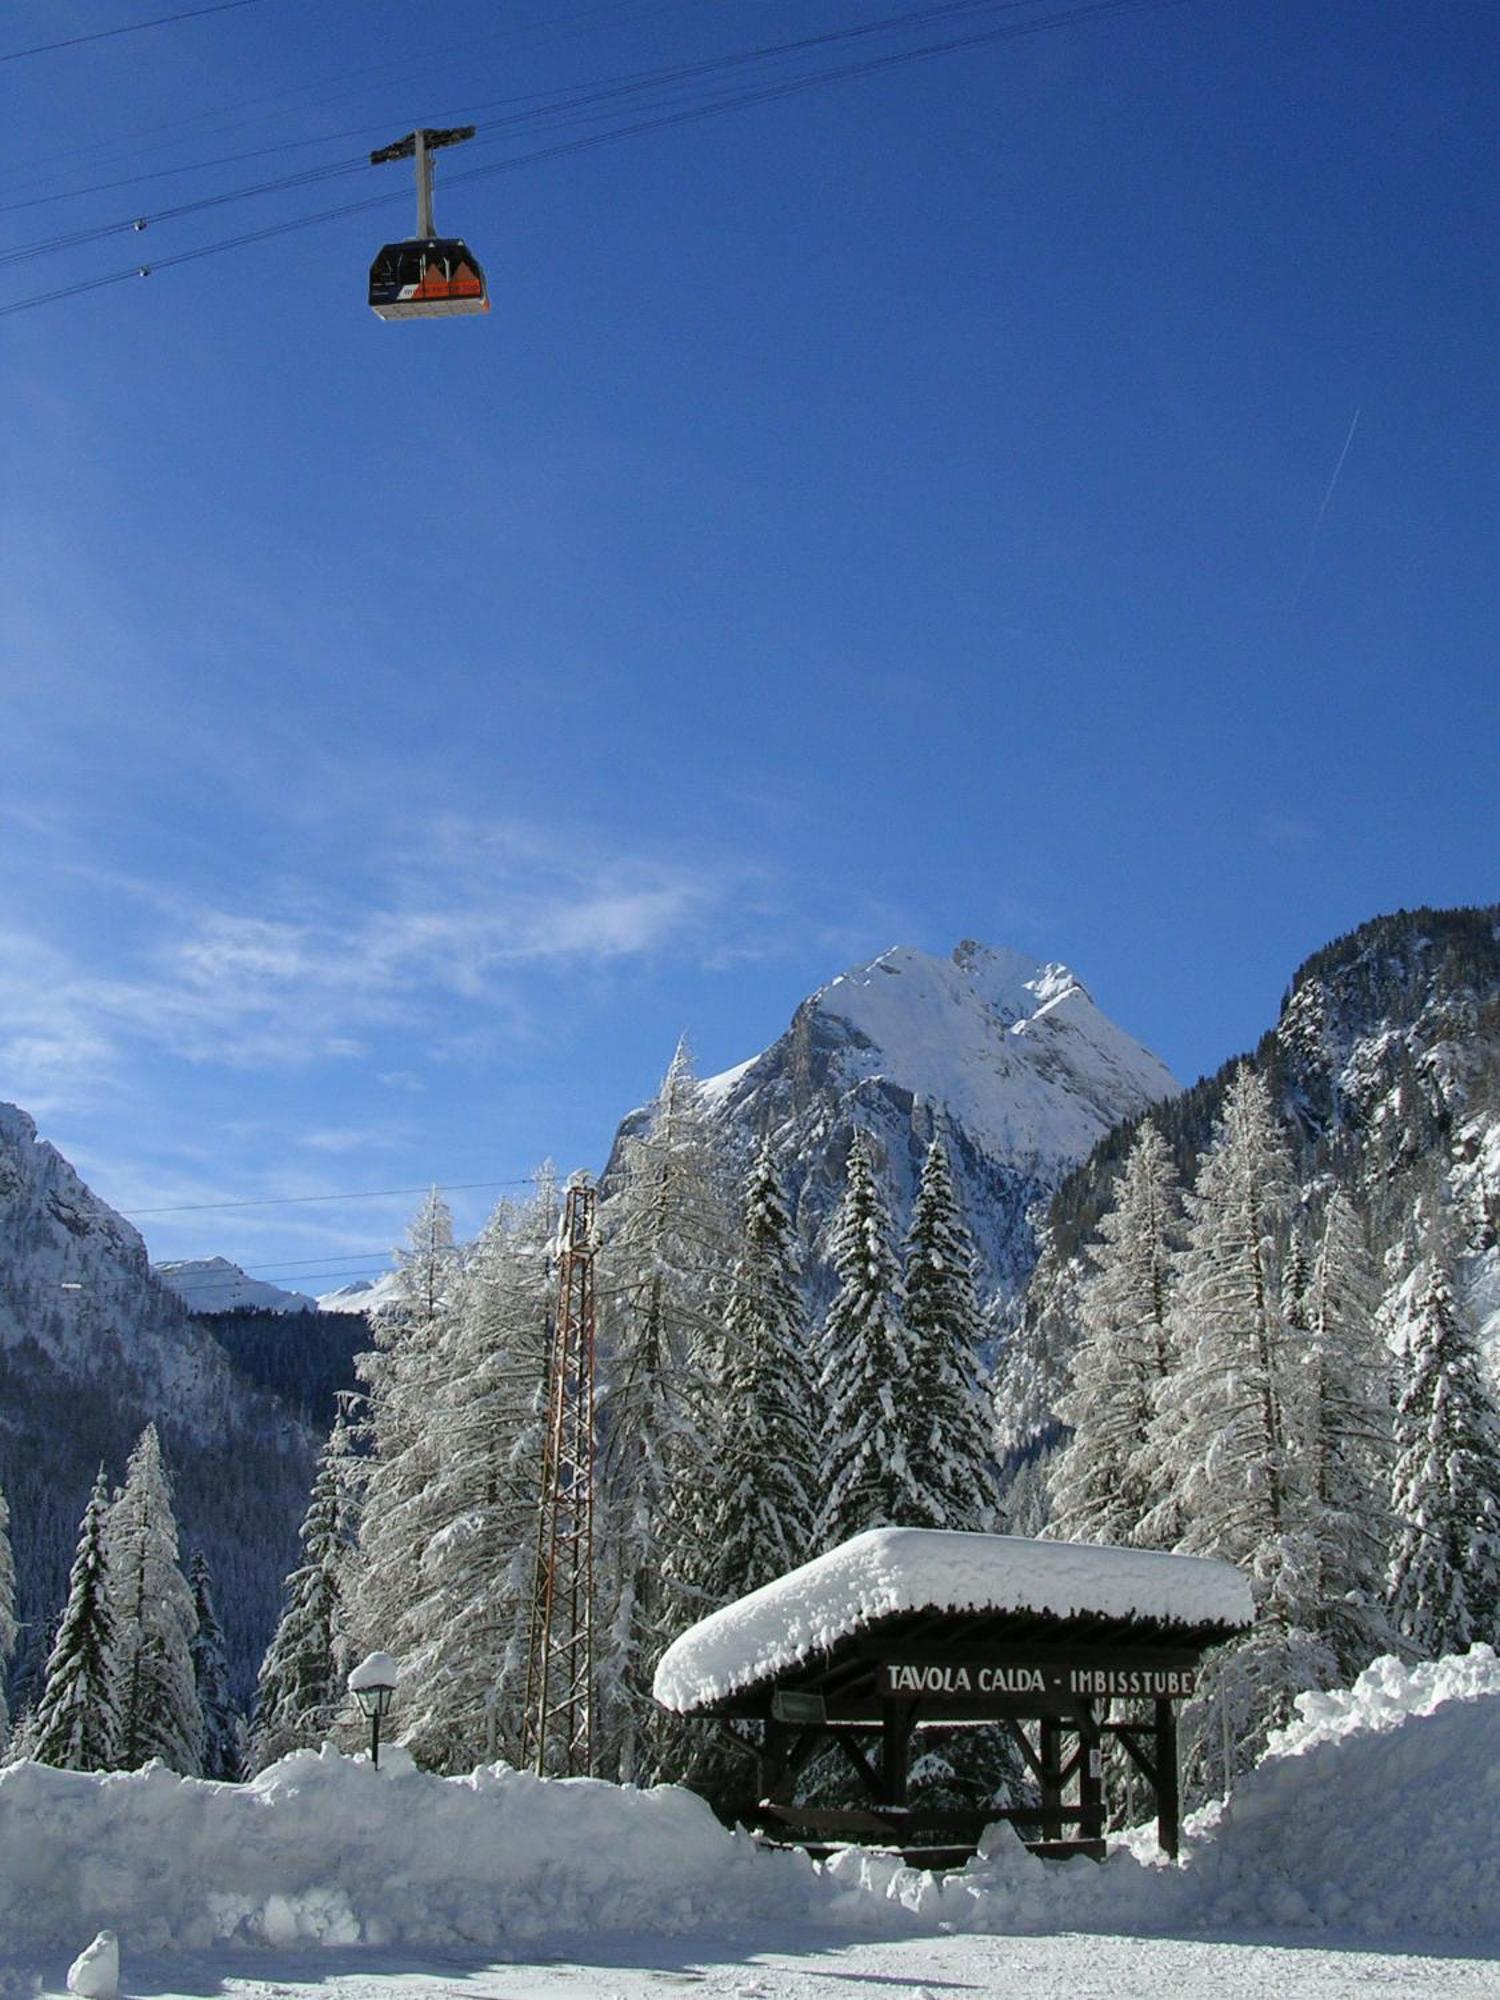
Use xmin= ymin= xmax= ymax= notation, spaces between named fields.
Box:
xmin=368 ymin=127 xmax=489 ymax=322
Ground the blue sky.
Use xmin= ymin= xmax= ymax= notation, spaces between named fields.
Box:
xmin=1 ymin=0 xmax=1494 ymax=1290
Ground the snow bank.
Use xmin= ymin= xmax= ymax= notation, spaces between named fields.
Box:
xmin=866 ymin=1643 xmax=1500 ymax=1947
xmin=655 ymin=1529 xmax=1253 ymax=1712
xmin=0 ymin=1749 xmax=829 ymax=1957
xmin=5 ymin=1647 xmax=1497 ymax=1963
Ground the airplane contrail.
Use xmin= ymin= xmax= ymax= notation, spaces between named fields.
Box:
xmin=1297 ymin=406 xmax=1362 ymax=598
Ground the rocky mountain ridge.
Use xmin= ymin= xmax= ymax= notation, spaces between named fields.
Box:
xmin=684 ymin=939 xmax=1179 ymax=1305
xmin=0 ymin=1101 xmax=315 ymax=1703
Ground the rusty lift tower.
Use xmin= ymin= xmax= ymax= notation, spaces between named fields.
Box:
xmin=522 ymin=1173 xmax=599 ymax=1776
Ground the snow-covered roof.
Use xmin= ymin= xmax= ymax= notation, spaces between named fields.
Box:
xmin=654 ymin=1528 xmax=1253 ymax=1715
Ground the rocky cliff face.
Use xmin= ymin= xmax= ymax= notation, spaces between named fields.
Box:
xmin=0 ymin=1102 xmax=313 ymax=1702
xmin=0 ymin=1102 xmax=248 ymax=1426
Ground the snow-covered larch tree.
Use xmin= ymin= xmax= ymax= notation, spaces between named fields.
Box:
xmin=1297 ymin=1188 xmax=1395 ymax=1674
xmin=596 ymin=1037 xmax=734 ymax=1784
xmin=1388 ymin=1250 xmax=1500 ymax=1657
xmin=32 ymin=1469 xmax=121 ymax=1773
xmin=700 ymin=1146 xmax=819 ymax=1605
xmin=815 ymin=1133 xmax=922 ymax=1546
xmin=0 ymin=1479 xmax=15 ymax=1756
xmin=251 ymin=1413 xmax=352 ymax=1772
xmin=189 ymin=1550 xmax=244 ymax=1781
xmin=346 ymin=1188 xmax=461 ymax=1668
xmin=1149 ymin=1067 xmax=1331 ymax=1781
xmin=397 ymin=1184 xmax=553 ymax=1772
xmin=1047 ymin=1121 xmax=1184 ymax=1548
xmin=992 ymin=1231 xmax=1079 ymax=1536
xmin=901 ymin=1134 xmax=995 ymax=1530
xmin=106 ymin=1424 xmax=203 ymax=1774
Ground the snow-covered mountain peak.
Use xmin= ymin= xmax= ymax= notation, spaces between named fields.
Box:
xmin=155 ymin=1256 xmax=318 ymax=1316
xmin=317 ymin=1269 xmax=405 ymax=1316
xmin=723 ymin=941 xmax=1177 ymax=1176
xmin=690 ymin=940 xmax=1178 ymax=1303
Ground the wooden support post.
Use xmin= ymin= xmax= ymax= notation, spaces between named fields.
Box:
xmin=879 ymin=1699 xmax=916 ymax=1810
xmin=1039 ymin=1716 xmax=1063 ymax=1844
xmin=1155 ymin=1698 xmax=1180 ymax=1860
xmin=1077 ymin=1699 xmax=1105 ymax=1845
xmin=759 ymin=1717 xmax=792 ymax=1804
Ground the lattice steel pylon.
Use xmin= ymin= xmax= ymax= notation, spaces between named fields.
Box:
xmin=522 ymin=1172 xmax=599 ymax=1776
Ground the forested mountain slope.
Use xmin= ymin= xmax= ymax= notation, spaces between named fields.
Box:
xmin=0 ymin=1103 xmax=315 ymax=1705
xmin=1006 ymin=905 xmax=1500 ymax=1454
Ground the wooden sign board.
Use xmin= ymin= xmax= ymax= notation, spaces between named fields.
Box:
xmin=879 ymin=1660 xmax=1196 ymax=1703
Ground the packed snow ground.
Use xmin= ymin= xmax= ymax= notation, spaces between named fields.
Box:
xmin=18 ymin=1929 xmax=1499 ymax=2000
xmin=3 ymin=1649 xmax=1497 ymax=1987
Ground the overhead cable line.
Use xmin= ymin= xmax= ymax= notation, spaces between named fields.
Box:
xmin=0 ymin=0 xmax=1190 ymax=317
xmin=2 ymin=0 xmax=703 ymax=185
xmin=0 ymin=0 xmax=268 ymax=67
xmin=0 ymin=0 xmax=1046 ymax=262
xmin=0 ymin=154 xmax=368 ymax=268
xmin=1 ymin=0 xmax=1044 ymax=220
xmin=124 ymin=1176 xmax=536 ymax=1215
xmin=234 ymin=1251 xmax=431 ymax=1272
xmin=165 ymin=1265 xmax=393 ymax=1292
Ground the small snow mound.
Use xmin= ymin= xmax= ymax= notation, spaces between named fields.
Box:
xmin=65 ymin=1932 xmax=117 ymax=2000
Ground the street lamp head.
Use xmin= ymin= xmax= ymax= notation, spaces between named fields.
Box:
xmin=348 ymin=1651 xmax=399 ymax=1720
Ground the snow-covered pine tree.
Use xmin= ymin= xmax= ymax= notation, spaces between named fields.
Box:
xmin=190 ymin=1550 xmax=243 ymax=1780
xmin=901 ymin=1134 xmax=995 ymax=1530
xmin=346 ymin=1188 xmax=461 ymax=1669
xmin=596 ymin=1037 xmax=734 ymax=1784
xmin=701 ymin=1146 xmax=819 ymax=1604
xmin=32 ymin=1469 xmax=121 ymax=1772
xmin=1148 ymin=1066 xmax=1332 ymax=1785
xmin=1388 ymin=1249 xmax=1500 ymax=1657
xmin=1298 ymin=1188 xmax=1395 ymax=1674
xmin=107 ymin=1423 xmax=203 ymax=1774
xmin=815 ymin=1133 xmax=923 ymax=1546
xmin=899 ymin=1135 xmax=1021 ymax=1811
xmin=0 ymin=1479 xmax=15 ymax=1756
xmin=251 ymin=1413 xmax=352 ymax=1771
xmin=397 ymin=1183 xmax=553 ymax=1772
xmin=677 ymin=1146 xmax=820 ymax=1808
xmin=1047 ymin=1121 xmax=1183 ymax=1548
xmin=991 ymin=1225 xmax=1080 ymax=1534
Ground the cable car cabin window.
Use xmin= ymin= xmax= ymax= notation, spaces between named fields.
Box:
xmin=369 ymin=239 xmax=489 ymax=320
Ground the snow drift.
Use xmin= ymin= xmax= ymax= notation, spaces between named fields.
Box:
xmin=866 ymin=1644 xmax=1500 ymax=1946
xmin=0 ymin=1750 xmax=825 ymax=1955
xmin=3 ymin=1648 xmax=1497 ymax=1960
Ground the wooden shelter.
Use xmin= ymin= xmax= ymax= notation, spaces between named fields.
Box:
xmin=654 ymin=1528 xmax=1253 ymax=1869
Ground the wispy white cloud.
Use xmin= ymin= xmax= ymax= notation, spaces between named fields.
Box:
xmin=0 ymin=809 xmax=766 ymax=1107
xmin=299 ymin=1125 xmax=408 ymax=1155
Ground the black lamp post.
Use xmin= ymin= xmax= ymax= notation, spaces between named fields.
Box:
xmin=348 ymin=1651 xmax=399 ymax=1767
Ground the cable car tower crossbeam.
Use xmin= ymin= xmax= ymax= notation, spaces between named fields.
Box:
xmin=522 ymin=1174 xmax=599 ymax=1778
